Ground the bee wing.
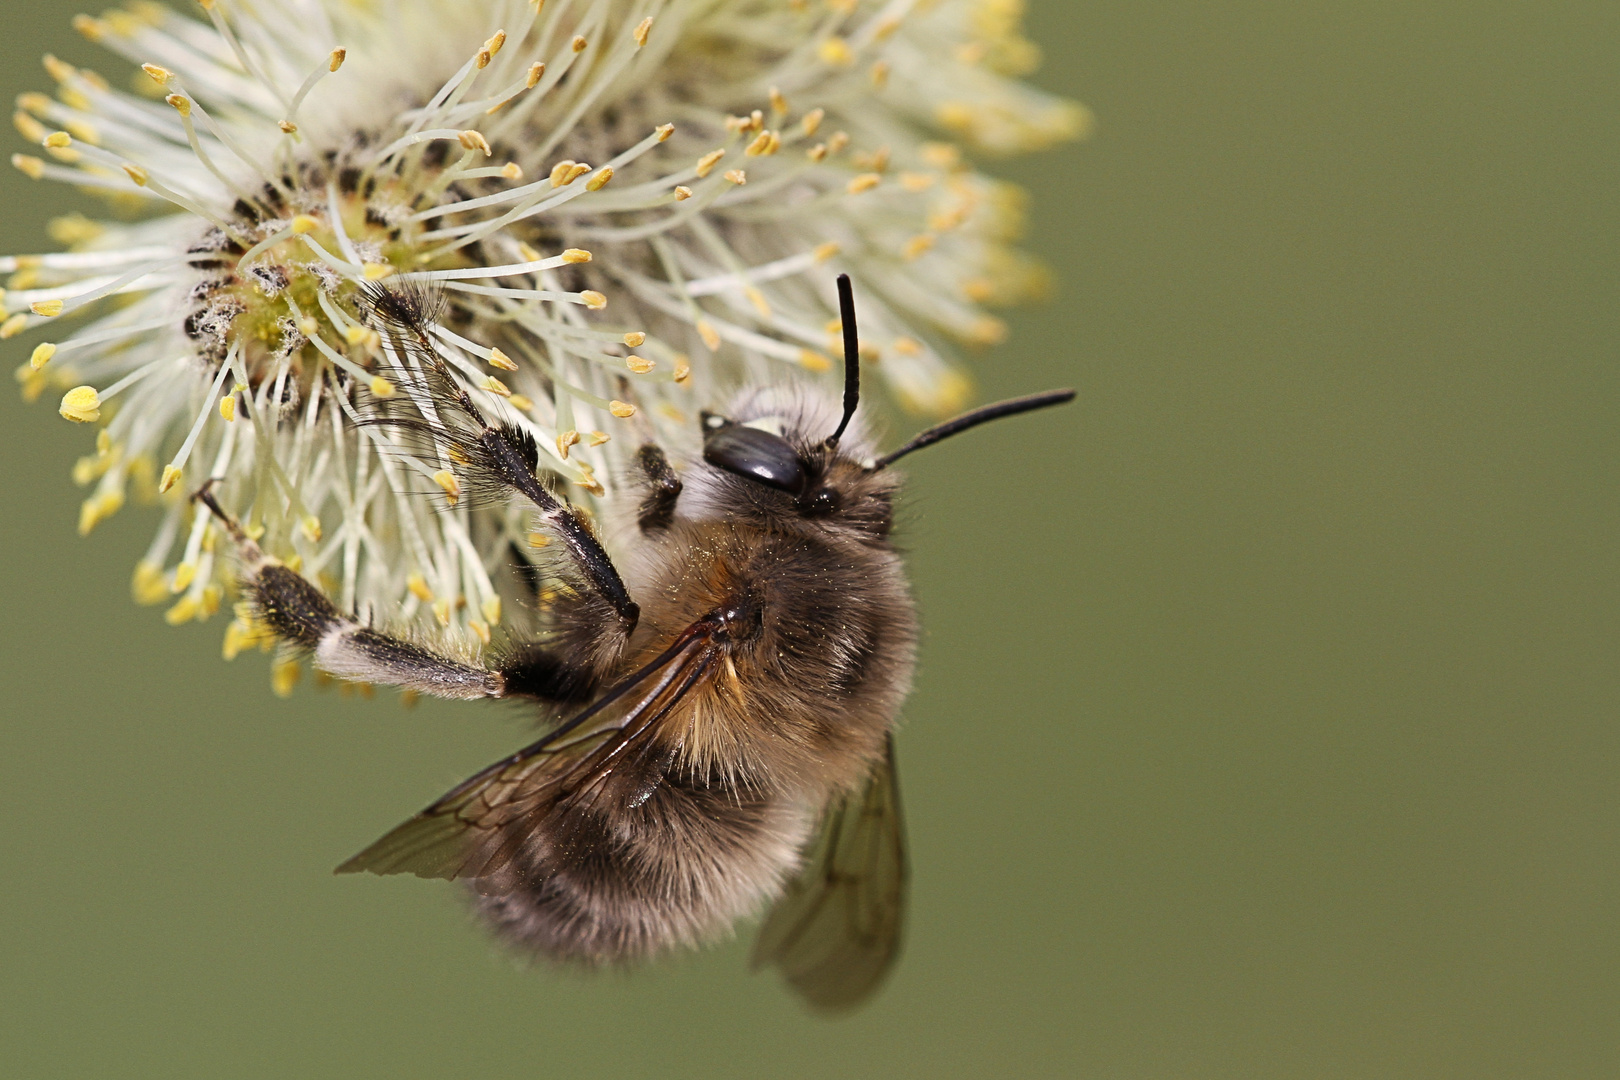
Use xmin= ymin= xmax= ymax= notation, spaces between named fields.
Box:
xmin=752 ymin=734 xmax=908 ymax=1013
xmin=335 ymin=630 xmax=717 ymax=882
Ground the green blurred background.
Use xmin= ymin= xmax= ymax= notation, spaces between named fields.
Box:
xmin=2 ymin=1 xmax=1615 ymax=1076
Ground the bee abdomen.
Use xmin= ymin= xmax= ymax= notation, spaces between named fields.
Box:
xmin=470 ymin=780 xmax=811 ymax=965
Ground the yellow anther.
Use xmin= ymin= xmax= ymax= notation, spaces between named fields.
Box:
xmin=903 ymin=234 xmax=936 ymax=260
xmin=487 ymin=347 xmax=518 ymax=371
xmin=432 ymin=469 xmax=462 ymax=505
xmin=548 ymin=159 xmax=578 ymax=187
xmin=586 ymin=166 xmax=614 ymax=191
xmin=656 ymin=123 xmax=675 ymax=142
xmin=874 ymin=15 xmax=902 ymax=40
xmin=96 ymin=429 xmax=112 ymax=455
xmin=14 ymin=112 xmax=47 ymax=143
xmin=1 ymin=313 xmax=27 ymax=337
xmin=745 ymin=130 xmax=780 ymax=156
xmin=406 ymin=572 xmax=435 ymax=602
xmin=724 ymin=169 xmax=747 ymax=185
xmin=695 ymin=148 xmax=725 ymax=178
xmin=633 ymin=17 xmax=653 ymax=46
xmin=481 ymin=596 xmax=502 ymax=625
xmin=475 ymin=48 xmax=493 ymax=69
xmin=141 ymin=63 xmax=172 ymax=85
xmin=222 ymin=619 xmax=253 ymax=660
xmin=801 ymin=108 xmax=825 ymax=138
xmin=133 ymin=561 xmax=168 ymax=605
xmin=517 ymin=242 xmax=543 ymax=262
xmin=289 ymin=215 xmax=320 ymax=235
xmin=43 ymin=130 xmax=72 ymax=150
xmin=300 ymin=515 xmax=322 ymax=543
xmin=431 ymin=599 xmax=451 ymax=626
xmin=219 ymin=394 xmax=236 ymax=421
xmin=49 ymin=213 xmax=103 ymax=244
xmin=31 ymin=299 xmax=64 ymax=317
xmin=329 ymin=47 xmax=347 ymax=72
xmin=200 ymin=584 xmax=222 ymax=620
xmin=12 ymin=153 xmax=45 ymax=180
xmin=697 ymin=320 xmax=721 ymax=351
xmin=609 ymin=400 xmax=637 ymax=419
xmin=42 ymin=55 xmax=77 ymax=84
xmin=672 ymin=359 xmax=692 ymax=384
xmin=828 ymin=131 xmax=851 ymax=153
xmin=966 ymin=315 xmax=1009 ymax=346
xmin=481 ymin=376 xmax=511 ymax=396
xmin=528 ymin=531 xmax=552 ymax=548
xmin=580 ymin=290 xmax=607 ymax=310
xmin=165 ymin=93 xmax=192 ymax=117
xmin=458 ymin=130 xmax=492 ymax=156
xmin=72 ymin=14 xmax=105 ymax=41
xmin=123 ymin=163 xmax=149 ymax=186
xmin=527 ymin=63 xmax=545 ymax=89
xmin=562 ymin=162 xmax=591 ymax=185
xmin=343 ymin=324 xmax=366 ymax=346
xmin=59 ymin=385 xmax=101 ymax=423
xmin=172 ymin=561 xmax=197 ymax=594
xmin=271 ymin=659 xmax=302 ymax=698
xmin=296 ymin=316 xmax=318 ymax=337
xmin=626 ymin=355 xmax=655 ymax=374
xmin=561 ymin=248 xmax=592 ymax=264
xmin=77 ymin=490 xmax=124 ymax=536
xmin=165 ymin=595 xmax=201 ymax=626
xmin=622 ymin=332 xmax=647 ymax=348
xmin=368 ymin=376 xmax=396 ymax=398
xmin=848 ymin=173 xmax=883 ymax=194
xmin=799 ymin=350 xmax=832 ymax=373
xmin=892 ymin=336 xmax=923 ymax=357
xmin=508 ymin=393 xmax=533 ymax=411
xmin=769 ymin=86 xmax=789 ymax=115
xmin=587 ymin=430 xmax=610 ymax=446
xmin=806 ymin=144 xmax=828 ymax=163
xmin=361 ymin=262 xmax=394 ymax=280
xmin=900 ymin=171 xmax=936 ymax=193
xmin=557 ymin=429 xmax=579 ymax=460
xmin=673 ymin=185 xmax=693 ymax=200
xmin=29 ymin=343 xmax=56 ymax=370
xmin=818 ymin=38 xmax=854 ymax=66
xmin=501 ymin=162 xmax=523 ymax=180
xmin=811 ymin=242 xmax=841 ymax=264
xmin=871 ymin=61 xmax=891 ymax=88
xmin=486 ymin=30 xmax=507 ymax=57
xmin=571 ymin=35 xmax=588 ymax=52
xmin=159 ymin=464 xmax=182 ymax=492
xmin=468 ymin=619 xmax=491 ymax=645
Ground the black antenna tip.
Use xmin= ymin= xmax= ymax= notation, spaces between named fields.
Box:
xmin=828 ymin=275 xmax=861 ymax=446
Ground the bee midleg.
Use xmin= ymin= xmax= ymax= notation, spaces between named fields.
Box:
xmin=196 ymin=486 xmax=502 ymax=699
xmin=633 ymin=443 xmax=682 ymax=532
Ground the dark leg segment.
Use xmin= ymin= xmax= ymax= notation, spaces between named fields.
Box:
xmin=635 ymin=443 xmax=682 ymax=532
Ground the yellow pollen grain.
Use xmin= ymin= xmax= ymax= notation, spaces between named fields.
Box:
xmin=488 ymin=347 xmax=518 ymax=371
xmin=432 ymin=469 xmax=462 ymax=505
xmin=407 ymin=573 xmax=435 ymax=603
xmin=724 ymin=169 xmax=747 ymax=185
xmin=656 ymin=123 xmax=675 ymax=142
xmin=30 ymin=299 xmax=64 ymax=317
xmin=219 ymin=394 xmax=236 ymax=421
xmin=626 ymin=355 xmax=655 ymax=374
xmin=673 ymin=185 xmax=693 ymax=200
xmin=799 ymin=349 xmax=833 ymax=373
xmin=369 ymin=376 xmax=396 ymax=398
xmin=528 ymin=531 xmax=551 ymax=548
xmin=848 ymin=173 xmax=882 ymax=194
xmin=562 ymin=248 xmax=592 ymax=264
xmin=580 ymin=290 xmax=607 ymax=310
xmin=609 ymin=400 xmax=636 ymax=419
xmin=329 ymin=47 xmax=346 ymax=72
xmin=29 ymin=343 xmax=56 ymax=369
xmin=481 ymin=376 xmax=511 ymax=396
xmin=459 ymin=130 xmax=492 ymax=156
xmin=695 ymin=148 xmax=725 ymax=178
xmin=633 ymin=17 xmax=653 ymax=46
xmin=59 ymin=385 xmax=101 ymax=423
xmin=508 ymin=393 xmax=533 ymax=410
xmin=587 ymin=430 xmax=610 ymax=446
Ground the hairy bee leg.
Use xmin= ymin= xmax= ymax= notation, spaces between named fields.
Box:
xmin=195 ymin=487 xmax=503 ymax=700
xmin=634 ymin=443 xmax=682 ymax=532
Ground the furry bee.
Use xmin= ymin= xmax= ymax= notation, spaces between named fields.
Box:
xmin=198 ymin=275 xmax=1071 ymax=1011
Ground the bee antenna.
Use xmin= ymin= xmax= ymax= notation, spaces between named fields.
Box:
xmin=871 ymin=389 xmax=1077 ymax=469
xmin=826 ymin=273 xmax=861 ymax=447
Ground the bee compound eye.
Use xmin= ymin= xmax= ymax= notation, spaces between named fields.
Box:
xmin=702 ymin=424 xmax=807 ymax=493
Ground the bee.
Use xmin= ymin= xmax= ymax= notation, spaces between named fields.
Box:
xmin=197 ymin=275 xmax=1072 ymax=1012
